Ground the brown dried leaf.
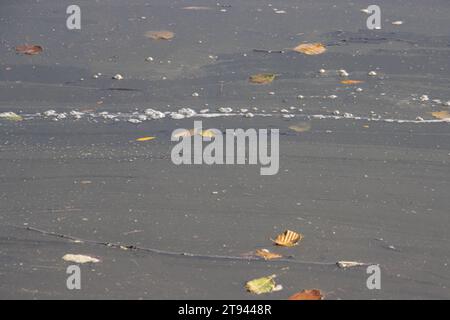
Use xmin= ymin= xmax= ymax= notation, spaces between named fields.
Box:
xmin=249 ymin=73 xmax=276 ymax=84
xmin=272 ymin=230 xmax=303 ymax=247
xmin=289 ymin=122 xmax=311 ymax=133
xmin=255 ymin=249 xmax=283 ymax=260
xmin=340 ymin=80 xmax=364 ymax=85
xmin=293 ymin=43 xmax=326 ymax=55
xmin=431 ymin=111 xmax=450 ymax=120
xmin=145 ymin=30 xmax=175 ymax=40
xmin=288 ymin=289 xmax=324 ymax=300
xmin=15 ymin=45 xmax=43 ymax=55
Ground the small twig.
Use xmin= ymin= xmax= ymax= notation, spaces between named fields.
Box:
xmin=3 ymin=224 xmax=338 ymax=266
xmin=253 ymin=49 xmax=285 ymax=54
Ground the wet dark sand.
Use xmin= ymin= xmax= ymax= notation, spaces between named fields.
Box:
xmin=1 ymin=0 xmax=450 ymax=299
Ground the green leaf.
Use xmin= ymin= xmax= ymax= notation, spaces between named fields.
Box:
xmin=245 ymin=275 xmax=282 ymax=294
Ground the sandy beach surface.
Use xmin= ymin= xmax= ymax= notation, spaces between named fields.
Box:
xmin=0 ymin=0 xmax=449 ymax=299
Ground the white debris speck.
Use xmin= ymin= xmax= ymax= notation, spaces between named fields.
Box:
xmin=192 ymin=92 xmax=199 ymax=97
xmin=240 ymin=108 xmax=248 ymax=113
xmin=244 ymin=113 xmax=254 ymax=118
xmin=297 ymin=95 xmax=304 ymax=99
xmin=368 ymin=71 xmax=377 ymax=76
xmin=356 ymin=87 xmax=363 ymax=92
xmin=128 ymin=118 xmax=142 ymax=124
xmin=268 ymin=91 xmax=275 ymax=95
xmin=280 ymin=109 xmax=289 ymax=113
xmin=43 ymin=110 xmax=58 ymax=117
xmin=337 ymin=261 xmax=366 ymax=269
xmin=144 ymin=108 xmax=166 ymax=119
xmin=145 ymin=56 xmax=154 ymax=62
xmin=329 ymin=95 xmax=338 ymax=99
xmin=178 ymin=108 xmax=196 ymax=117
xmin=56 ymin=113 xmax=67 ymax=120
xmin=92 ymin=74 xmax=99 ymax=79
xmin=199 ymin=109 xmax=209 ymax=114
xmin=343 ymin=112 xmax=354 ymax=118
xmin=62 ymin=254 xmax=100 ymax=264
xmin=218 ymin=107 xmax=233 ymax=113
xmin=416 ymin=117 xmax=424 ymax=121
xmin=70 ymin=111 xmax=84 ymax=119
xmin=443 ymin=101 xmax=450 ymax=106
xmin=319 ymin=69 xmax=326 ymax=74
xmin=360 ymin=8 xmax=370 ymax=14
xmin=333 ymin=110 xmax=340 ymax=115
xmin=170 ymin=113 xmax=185 ymax=120
xmin=274 ymin=10 xmax=286 ymax=14
xmin=338 ymin=69 xmax=349 ymax=77
xmin=419 ymin=95 xmax=430 ymax=102
xmin=112 ymin=74 xmax=124 ymax=80
xmin=137 ymin=114 xmax=147 ymax=121
xmin=391 ymin=21 xmax=403 ymax=25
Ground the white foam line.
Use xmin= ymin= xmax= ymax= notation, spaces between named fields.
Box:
xmin=6 ymin=111 xmax=450 ymax=124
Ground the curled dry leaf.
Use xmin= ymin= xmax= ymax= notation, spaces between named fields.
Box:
xmin=145 ymin=30 xmax=175 ymax=40
xmin=340 ymin=80 xmax=364 ymax=85
xmin=431 ymin=111 xmax=450 ymax=120
xmin=62 ymin=254 xmax=100 ymax=264
xmin=272 ymin=230 xmax=303 ymax=247
xmin=289 ymin=122 xmax=311 ymax=133
xmin=288 ymin=289 xmax=324 ymax=300
xmin=0 ymin=112 xmax=23 ymax=122
xmin=255 ymin=249 xmax=283 ymax=260
xmin=336 ymin=261 xmax=367 ymax=268
xmin=245 ymin=275 xmax=282 ymax=295
xmin=15 ymin=45 xmax=43 ymax=55
xmin=293 ymin=43 xmax=326 ymax=55
xmin=136 ymin=136 xmax=156 ymax=142
xmin=249 ymin=73 xmax=276 ymax=84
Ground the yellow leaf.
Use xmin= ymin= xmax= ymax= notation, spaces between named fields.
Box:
xmin=340 ymin=80 xmax=364 ymax=85
xmin=136 ymin=136 xmax=156 ymax=142
xmin=249 ymin=73 xmax=276 ymax=84
xmin=255 ymin=249 xmax=282 ymax=260
xmin=289 ymin=122 xmax=311 ymax=133
xmin=145 ymin=30 xmax=175 ymax=40
xmin=288 ymin=289 xmax=324 ymax=300
xmin=293 ymin=43 xmax=326 ymax=55
xmin=245 ymin=275 xmax=281 ymax=294
xmin=431 ymin=111 xmax=450 ymax=120
xmin=272 ymin=230 xmax=303 ymax=247
xmin=0 ymin=112 xmax=23 ymax=122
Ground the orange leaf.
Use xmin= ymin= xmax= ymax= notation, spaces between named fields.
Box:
xmin=288 ymin=289 xmax=324 ymax=300
xmin=15 ymin=45 xmax=43 ymax=55
xmin=272 ymin=230 xmax=303 ymax=247
xmin=145 ymin=30 xmax=175 ymax=40
xmin=293 ymin=43 xmax=326 ymax=55
xmin=431 ymin=111 xmax=450 ymax=120
xmin=255 ymin=249 xmax=282 ymax=260
xmin=340 ymin=80 xmax=364 ymax=85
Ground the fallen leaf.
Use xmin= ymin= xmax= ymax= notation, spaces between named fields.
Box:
xmin=245 ymin=275 xmax=282 ymax=294
xmin=288 ymin=289 xmax=324 ymax=300
xmin=336 ymin=261 xmax=367 ymax=268
xmin=289 ymin=122 xmax=311 ymax=133
xmin=145 ymin=30 xmax=175 ymax=40
xmin=199 ymin=129 xmax=217 ymax=138
xmin=431 ymin=111 xmax=450 ymax=120
xmin=255 ymin=249 xmax=283 ymax=260
xmin=340 ymin=80 xmax=364 ymax=85
xmin=136 ymin=136 xmax=156 ymax=142
xmin=293 ymin=43 xmax=326 ymax=55
xmin=0 ymin=112 xmax=23 ymax=122
xmin=249 ymin=73 xmax=276 ymax=84
xmin=15 ymin=45 xmax=43 ymax=55
xmin=62 ymin=254 xmax=100 ymax=264
xmin=272 ymin=230 xmax=303 ymax=247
